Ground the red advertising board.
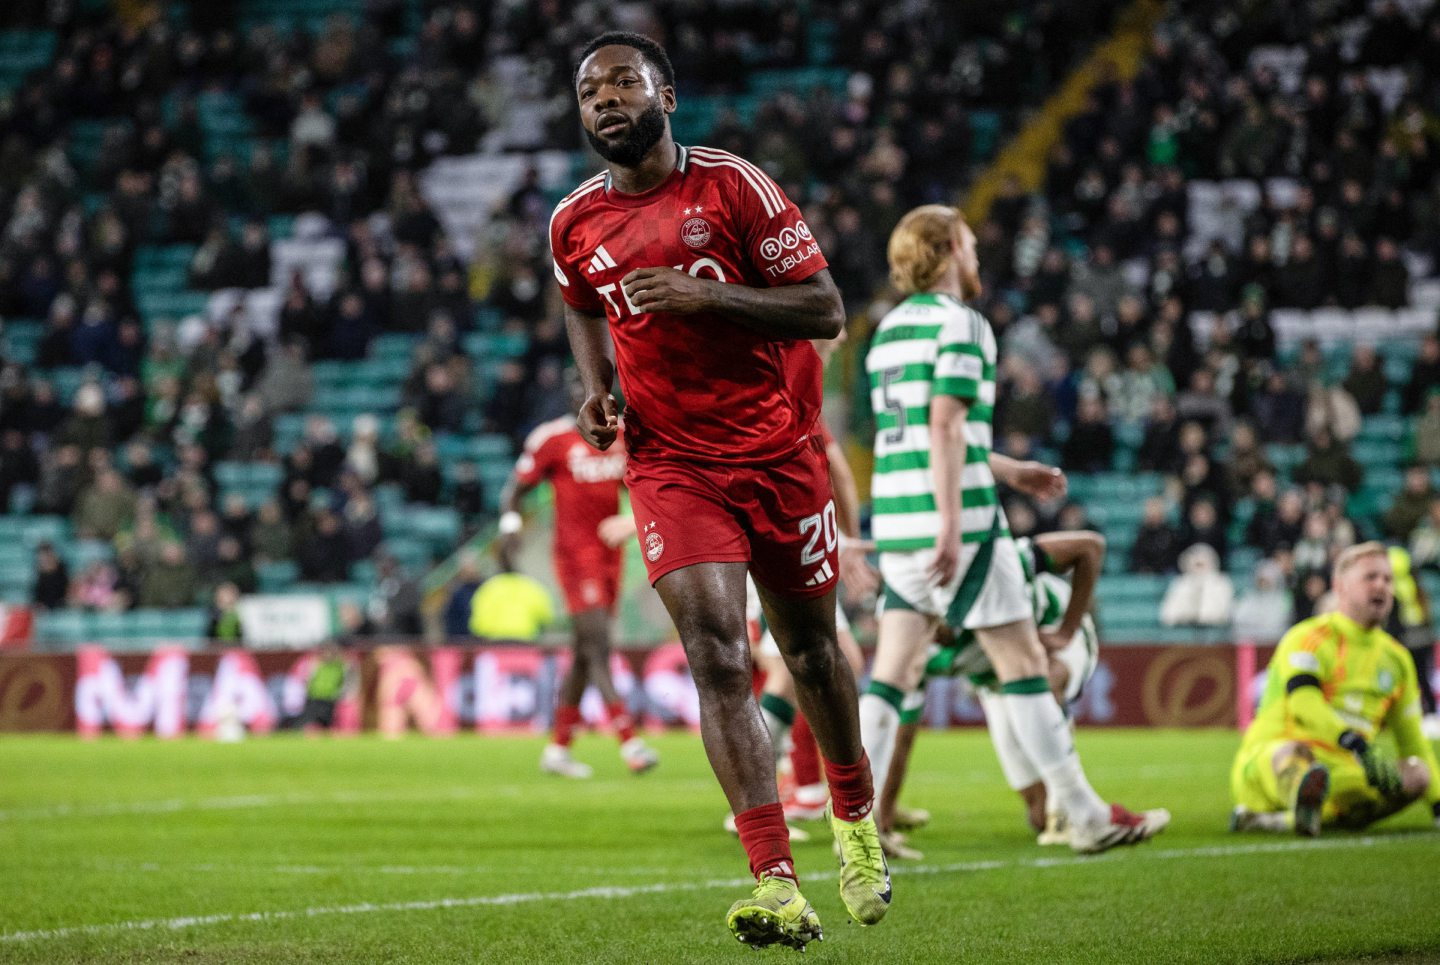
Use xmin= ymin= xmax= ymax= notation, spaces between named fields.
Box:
xmin=0 ymin=642 xmax=1320 ymax=736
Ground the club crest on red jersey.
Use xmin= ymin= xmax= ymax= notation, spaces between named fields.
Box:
xmin=645 ymin=530 xmax=665 ymax=562
xmin=681 ymin=216 xmax=711 ymax=248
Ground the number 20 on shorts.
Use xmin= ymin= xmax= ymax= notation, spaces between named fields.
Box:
xmin=799 ymin=500 xmax=838 ymax=566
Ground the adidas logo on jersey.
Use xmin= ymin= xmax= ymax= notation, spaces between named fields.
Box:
xmin=586 ymin=245 xmax=618 ymax=274
xmin=803 ymin=560 xmax=834 ymax=587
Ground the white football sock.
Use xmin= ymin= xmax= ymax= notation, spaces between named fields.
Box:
xmin=998 ymin=689 xmax=1108 ymax=828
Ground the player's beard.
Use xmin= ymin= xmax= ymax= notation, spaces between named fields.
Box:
xmin=586 ymin=103 xmax=667 ymax=168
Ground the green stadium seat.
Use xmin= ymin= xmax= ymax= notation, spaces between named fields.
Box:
xmin=258 ymin=560 xmax=301 ymax=592
xmin=34 ymin=610 xmax=91 ymax=644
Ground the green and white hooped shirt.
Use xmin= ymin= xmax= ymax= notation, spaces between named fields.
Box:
xmin=866 ymin=292 xmax=1005 ymax=553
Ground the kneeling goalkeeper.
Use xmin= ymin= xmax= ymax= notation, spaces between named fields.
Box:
xmin=1231 ymin=542 xmax=1440 ymax=835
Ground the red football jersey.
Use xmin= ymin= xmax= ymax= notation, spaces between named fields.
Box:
xmin=549 ymin=145 xmax=830 ymax=465
xmin=514 ymin=416 xmax=626 ymax=559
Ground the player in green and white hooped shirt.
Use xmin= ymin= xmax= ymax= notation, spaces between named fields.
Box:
xmin=858 ymin=206 xmax=1151 ymax=854
xmin=918 ymin=531 xmax=1169 ymax=846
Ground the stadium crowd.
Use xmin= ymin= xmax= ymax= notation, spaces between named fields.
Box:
xmin=0 ymin=0 xmax=1435 ymax=663
xmin=0 ymin=0 xmax=1117 ymax=617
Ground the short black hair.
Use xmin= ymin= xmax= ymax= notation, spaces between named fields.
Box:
xmin=574 ymin=31 xmax=675 ymax=89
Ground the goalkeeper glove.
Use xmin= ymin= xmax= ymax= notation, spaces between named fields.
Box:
xmin=1338 ymin=731 xmax=1404 ymax=798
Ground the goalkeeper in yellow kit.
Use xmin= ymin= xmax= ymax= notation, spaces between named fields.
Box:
xmin=1231 ymin=542 xmax=1440 ymax=835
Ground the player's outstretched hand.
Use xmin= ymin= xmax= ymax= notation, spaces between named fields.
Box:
xmin=1009 ymin=461 xmax=1067 ymax=501
xmin=578 ymin=392 xmax=621 ymax=450
xmin=621 ymin=267 xmax=714 ymax=315
xmin=1338 ymin=730 xmax=1404 ymax=798
xmin=1038 ymin=629 xmax=1069 ymax=653
xmin=927 ymin=519 xmax=961 ymax=587
xmin=597 ymin=514 xmax=636 ymax=549
xmin=839 ymin=544 xmax=879 ymax=601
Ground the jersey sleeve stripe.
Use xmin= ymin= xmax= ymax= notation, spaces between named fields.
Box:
xmin=709 ymin=148 xmax=786 ymax=215
xmin=689 ymin=147 xmax=784 ymax=213
xmin=548 ymin=175 xmax=607 ymax=229
xmin=687 ymin=156 xmax=778 ymax=217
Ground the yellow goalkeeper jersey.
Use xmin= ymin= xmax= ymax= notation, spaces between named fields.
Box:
xmin=1241 ymin=611 xmax=1440 ymax=808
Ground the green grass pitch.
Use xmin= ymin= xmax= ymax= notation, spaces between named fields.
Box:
xmin=1 ymin=729 xmax=1437 ymax=964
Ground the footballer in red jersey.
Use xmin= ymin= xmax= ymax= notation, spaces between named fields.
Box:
xmin=554 ymin=31 xmax=888 ymax=949
xmin=499 ymin=400 xmax=658 ymax=780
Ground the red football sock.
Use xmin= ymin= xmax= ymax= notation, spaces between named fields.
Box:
xmin=553 ymin=704 xmax=582 ymax=748
xmin=824 ymin=751 xmax=874 ymax=821
xmin=733 ymin=802 xmax=796 ymax=882
xmin=790 ymin=714 xmax=821 ymax=788
xmin=605 ymin=700 xmax=636 ymax=743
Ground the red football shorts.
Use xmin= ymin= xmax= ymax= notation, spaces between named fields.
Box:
xmin=554 ymin=546 xmax=622 ymax=615
xmin=624 ymin=436 xmax=839 ymax=599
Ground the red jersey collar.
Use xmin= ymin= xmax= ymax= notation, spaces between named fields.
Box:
xmin=602 ymin=144 xmax=690 ymax=206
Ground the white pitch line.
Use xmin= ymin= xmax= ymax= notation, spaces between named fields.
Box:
xmin=0 ymin=788 xmax=494 ymax=821
xmin=3 ymin=833 xmax=1432 ymax=946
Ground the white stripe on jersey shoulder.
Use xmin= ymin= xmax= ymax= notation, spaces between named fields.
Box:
xmin=688 ymin=147 xmax=783 ymax=218
xmin=689 ymin=147 xmax=783 ymax=212
xmin=549 ymin=173 xmax=607 ymax=226
xmin=521 ymin=414 xmax=577 ymax=454
xmin=689 ymin=146 xmax=783 ymax=214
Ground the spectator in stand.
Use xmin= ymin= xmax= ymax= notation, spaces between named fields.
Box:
xmin=253 ymin=340 xmax=314 ymax=415
xmin=1409 ymin=498 xmax=1440 ymax=572
xmin=1061 ymin=395 xmax=1115 ymax=474
xmin=36 ymin=444 xmax=86 ymax=517
xmin=1225 ymin=423 xmax=1274 ymax=499
xmin=1369 ymin=238 xmax=1410 ymax=308
xmin=1179 ymin=498 xmax=1228 ymax=569
xmin=214 ymin=536 xmax=257 ymax=594
xmin=122 ymin=440 xmax=164 ymax=491
xmin=205 ymin=583 xmax=244 ymax=642
xmin=444 ymin=553 xmax=484 ymax=639
xmin=31 ymin=542 xmax=69 ymax=610
xmin=1160 ymin=543 xmax=1234 ymax=628
xmin=1413 ymin=392 xmax=1440 ymax=467
xmin=0 ymin=428 xmax=40 ymax=512
xmin=249 ymin=499 xmax=293 ymax=563
xmin=139 ymin=542 xmax=199 ymax=609
xmin=297 ymin=509 xmax=350 ymax=584
xmin=346 ymin=414 xmax=383 ymax=487
xmin=1305 ymin=380 xmax=1361 ymax=444
xmin=1251 ymin=371 xmax=1307 ymax=444
xmin=1294 ymin=426 xmax=1365 ymax=493
xmin=1174 ymin=368 xmax=1231 ymax=437
xmin=69 ymin=561 xmax=122 ymax=612
xmin=1341 ymin=345 xmax=1388 ymax=416
xmin=1129 ymin=497 xmax=1182 ymax=574
xmin=401 ymin=440 xmax=443 ymax=505
xmin=72 ymin=468 xmax=137 ymax=541
xmin=997 ymin=361 xmax=1055 ymax=442
xmin=1137 ymin=395 xmax=1182 ymax=473
xmin=408 ymin=361 xmax=466 ymax=434
xmin=59 ymin=383 xmax=111 ymax=453
xmin=342 ymin=489 xmax=383 ymax=563
xmin=450 ymin=460 xmax=484 ymax=523
xmin=1231 ymin=560 xmax=1294 ymax=643
xmin=1401 ymin=335 xmax=1440 ymax=415
xmin=1247 ymin=481 xmax=1306 ymax=556
xmin=1292 ymin=511 xmax=1336 ymax=586
xmin=1383 ymin=467 xmax=1438 ymax=541
xmin=186 ymin=510 xmax=224 ymax=582
xmin=372 ymin=552 xmax=422 ymax=636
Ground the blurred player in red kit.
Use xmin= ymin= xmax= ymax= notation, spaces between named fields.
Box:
xmin=499 ymin=375 xmax=659 ymax=780
xmin=551 ymin=31 xmax=890 ymax=950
